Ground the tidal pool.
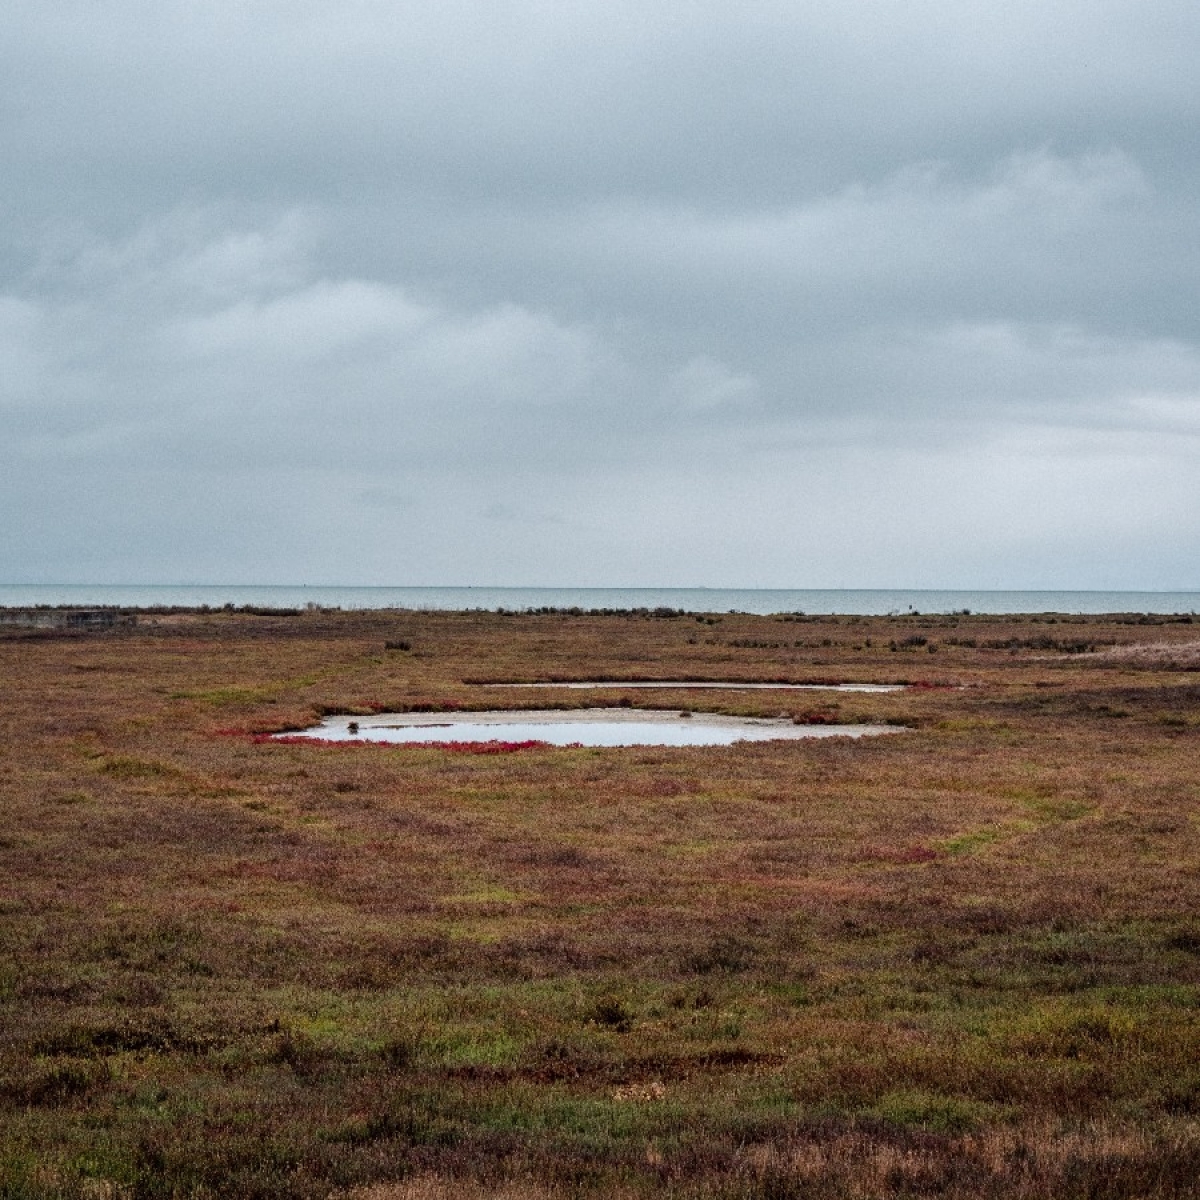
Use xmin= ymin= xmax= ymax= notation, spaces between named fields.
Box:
xmin=478 ymin=681 xmax=902 ymax=693
xmin=281 ymin=709 xmax=902 ymax=748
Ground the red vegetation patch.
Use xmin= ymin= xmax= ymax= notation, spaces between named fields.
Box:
xmin=423 ymin=739 xmax=560 ymax=754
xmin=251 ymin=734 xmax=556 ymax=754
xmin=793 ymin=710 xmax=837 ymax=725
xmin=856 ymin=844 xmax=941 ymax=865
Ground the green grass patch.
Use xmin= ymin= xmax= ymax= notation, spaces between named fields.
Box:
xmin=869 ymin=1088 xmax=1007 ymax=1133
xmin=940 ymin=828 xmax=1001 ymax=855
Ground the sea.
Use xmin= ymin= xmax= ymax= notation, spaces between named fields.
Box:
xmin=2 ymin=585 xmax=1199 ymax=616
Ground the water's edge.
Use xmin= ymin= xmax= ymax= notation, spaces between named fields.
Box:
xmin=3 ymin=584 xmax=1199 ymax=616
xmin=279 ymin=709 xmax=904 ymax=748
xmin=480 ymin=681 xmax=902 ymax=693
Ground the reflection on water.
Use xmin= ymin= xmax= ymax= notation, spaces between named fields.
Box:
xmin=280 ymin=709 xmax=903 ymax=748
xmin=481 ymin=681 xmax=902 ymax=692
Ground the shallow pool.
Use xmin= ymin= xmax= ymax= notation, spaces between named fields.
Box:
xmin=477 ymin=681 xmax=901 ymax=693
xmin=280 ymin=709 xmax=902 ymax=748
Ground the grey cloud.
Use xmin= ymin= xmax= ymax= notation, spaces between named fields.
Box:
xmin=3 ymin=2 xmax=1200 ymax=586
xmin=10 ymin=4 xmax=1200 ymax=206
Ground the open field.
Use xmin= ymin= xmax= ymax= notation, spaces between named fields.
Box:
xmin=2 ymin=607 xmax=1199 ymax=1198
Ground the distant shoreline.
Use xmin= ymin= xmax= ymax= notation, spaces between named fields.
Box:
xmin=2 ymin=584 xmax=1199 ymax=616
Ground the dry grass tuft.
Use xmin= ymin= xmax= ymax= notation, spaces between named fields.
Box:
xmin=338 ymin=1181 xmax=573 ymax=1200
xmin=1086 ymin=638 xmax=1200 ymax=669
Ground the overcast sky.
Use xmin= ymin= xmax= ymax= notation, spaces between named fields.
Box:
xmin=4 ymin=1 xmax=1199 ymax=588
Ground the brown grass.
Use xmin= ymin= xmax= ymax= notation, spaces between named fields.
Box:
xmin=1 ymin=607 xmax=1198 ymax=1197
xmin=1086 ymin=638 xmax=1200 ymax=669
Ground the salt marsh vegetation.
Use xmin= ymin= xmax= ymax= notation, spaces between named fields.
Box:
xmin=1 ymin=606 xmax=1197 ymax=1197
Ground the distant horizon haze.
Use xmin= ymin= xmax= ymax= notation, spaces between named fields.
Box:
xmin=4 ymin=584 xmax=1199 ymax=617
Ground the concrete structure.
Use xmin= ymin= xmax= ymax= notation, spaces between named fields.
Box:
xmin=0 ymin=609 xmax=136 ymax=631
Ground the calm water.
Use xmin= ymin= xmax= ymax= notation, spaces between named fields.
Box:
xmin=281 ymin=709 xmax=901 ymax=748
xmin=2 ymin=584 xmax=1199 ymax=615
xmin=481 ymin=681 xmax=902 ymax=692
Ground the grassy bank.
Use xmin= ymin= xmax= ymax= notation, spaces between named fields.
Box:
xmin=1 ymin=607 xmax=1198 ymax=1197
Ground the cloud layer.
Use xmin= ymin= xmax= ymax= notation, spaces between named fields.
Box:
xmin=4 ymin=2 xmax=1199 ymax=586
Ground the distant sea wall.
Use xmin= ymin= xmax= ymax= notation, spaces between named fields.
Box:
xmin=0 ymin=609 xmax=136 ymax=631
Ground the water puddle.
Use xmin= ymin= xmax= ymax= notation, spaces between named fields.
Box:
xmin=477 ymin=681 xmax=901 ymax=693
xmin=280 ymin=709 xmax=902 ymax=748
